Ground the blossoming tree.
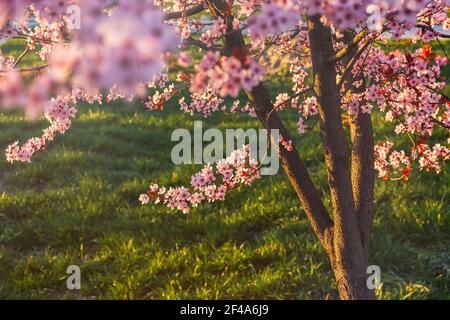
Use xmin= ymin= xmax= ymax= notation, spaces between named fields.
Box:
xmin=0 ymin=0 xmax=449 ymax=299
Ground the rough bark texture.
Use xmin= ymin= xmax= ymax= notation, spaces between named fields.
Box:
xmin=341 ymin=31 xmax=375 ymax=257
xmin=206 ymin=0 xmax=376 ymax=299
xmin=350 ymin=113 xmax=374 ymax=256
xmin=308 ymin=16 xmax=374 ymax=300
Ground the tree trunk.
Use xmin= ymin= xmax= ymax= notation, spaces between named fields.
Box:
xmin=340 ymin=30 xmax=376 ymax=258
xmin=308 ymin=16 xmax=375 ymax=300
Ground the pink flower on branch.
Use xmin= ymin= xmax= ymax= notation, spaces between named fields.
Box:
xmin=140 ymin=145 xmax=261 ymax=213
xmin=191 ymin=51 xmax=265 ymax=98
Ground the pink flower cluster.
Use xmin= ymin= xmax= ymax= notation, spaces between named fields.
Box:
xmin=145 ymin=84 xmax=175 ymax=111
xmin=177 ymin=89 xmax=257 ymax=117
xmin=70 ymin=1 xmax=177 ymax=95
xmin=375 ymin=139 xmax=450 ymax=180
xmin=279 ymin=135 xmax=294 ymax=152
xmin=248 ymin=2 xmax=300 ymax=41
xmin=25 ymin=19 xmax=65 ymax=60
xmin=191 ymin=51 xmax=265 ymax=97
xmin=5 ymin=94 xmax=77 ymax=163
xmin=361 ymin=45 xmax=448 ymax=133
xmin=0 ymin=55 xmax=14 ymax=71
xmin=303 ymin=0 xmax=439 ymax=30
xmin=4 ymin=87 xmax=108 ymax=163
xmin=179 ymin=87 xmax=224 ymax=116
xmin=199 ymin=17 xmax=228 ymax=46
xmin=139 ymin=145 xmax=261 ymax=213
xmin=0 ymin=0 xmax=178 ymax=118
xmin=347 ymin=43 xmax=450 ymax=178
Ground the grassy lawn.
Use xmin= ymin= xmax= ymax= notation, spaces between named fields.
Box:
xmin=0 ymin=40 xmax=449 ymax=300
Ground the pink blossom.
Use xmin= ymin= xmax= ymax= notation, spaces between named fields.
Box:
xmin=141 ymin=145 xmax=261 ymax=213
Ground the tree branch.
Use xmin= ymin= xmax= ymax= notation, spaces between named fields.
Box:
xmin=329 ymin=29 xmax=367 ymax=63
xmin=12 ymin=48 xmax=29 ymax=68
xmin=416 ymin=24 xmax=450 ymax=38
xmin=337 ymin=40 xmax=372 ymax=91
xmin=164 ymin=4 xmax=205 ymax=20
xmin=183 ymin=37 xmax=220 ymax=51
xmin=206 ymin=0 xmax=335 ymax=253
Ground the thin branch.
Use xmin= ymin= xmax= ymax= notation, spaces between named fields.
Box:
xmin=428 ymin=115 xmax=450 ymax=129
xmin=416 ymin=24 xmax=450 ymax=39
xmin=183 ymin=37 xmax=220 ymax=51
xmin=435 ymin=34 xmax=449 ymax=61
xmin=329 ymin=29 xmax=368 ymax=63
xmin=14 ymin=64 xmax=49 ymax=73
xmin=13 ymin=34 xmax=67 ymax=44
xmin=265 ymin=87 xmax=313 ymax=125
xmin=337 ymin=40 xmax=373 ymax=91
xmin=164 ymin=4 xmax=205 ymax=20
xmin=13 ymin=48 xmax=29 ymax=68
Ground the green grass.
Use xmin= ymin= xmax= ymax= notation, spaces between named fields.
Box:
xmin=0 ymin=101 xmax=448 ymax=300
xmin=0 ymin=39 xmax=449 ymax=300
xmin=0 ymin=39 xmax=40 ymax=69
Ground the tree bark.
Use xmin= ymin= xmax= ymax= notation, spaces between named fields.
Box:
xmin=350 ymin=112 xmax=374 ymax=257
xmin=308 ymin=16 xmax=374 ymax=299
xmin=341 ymin=30 xmax=375 ymax=257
